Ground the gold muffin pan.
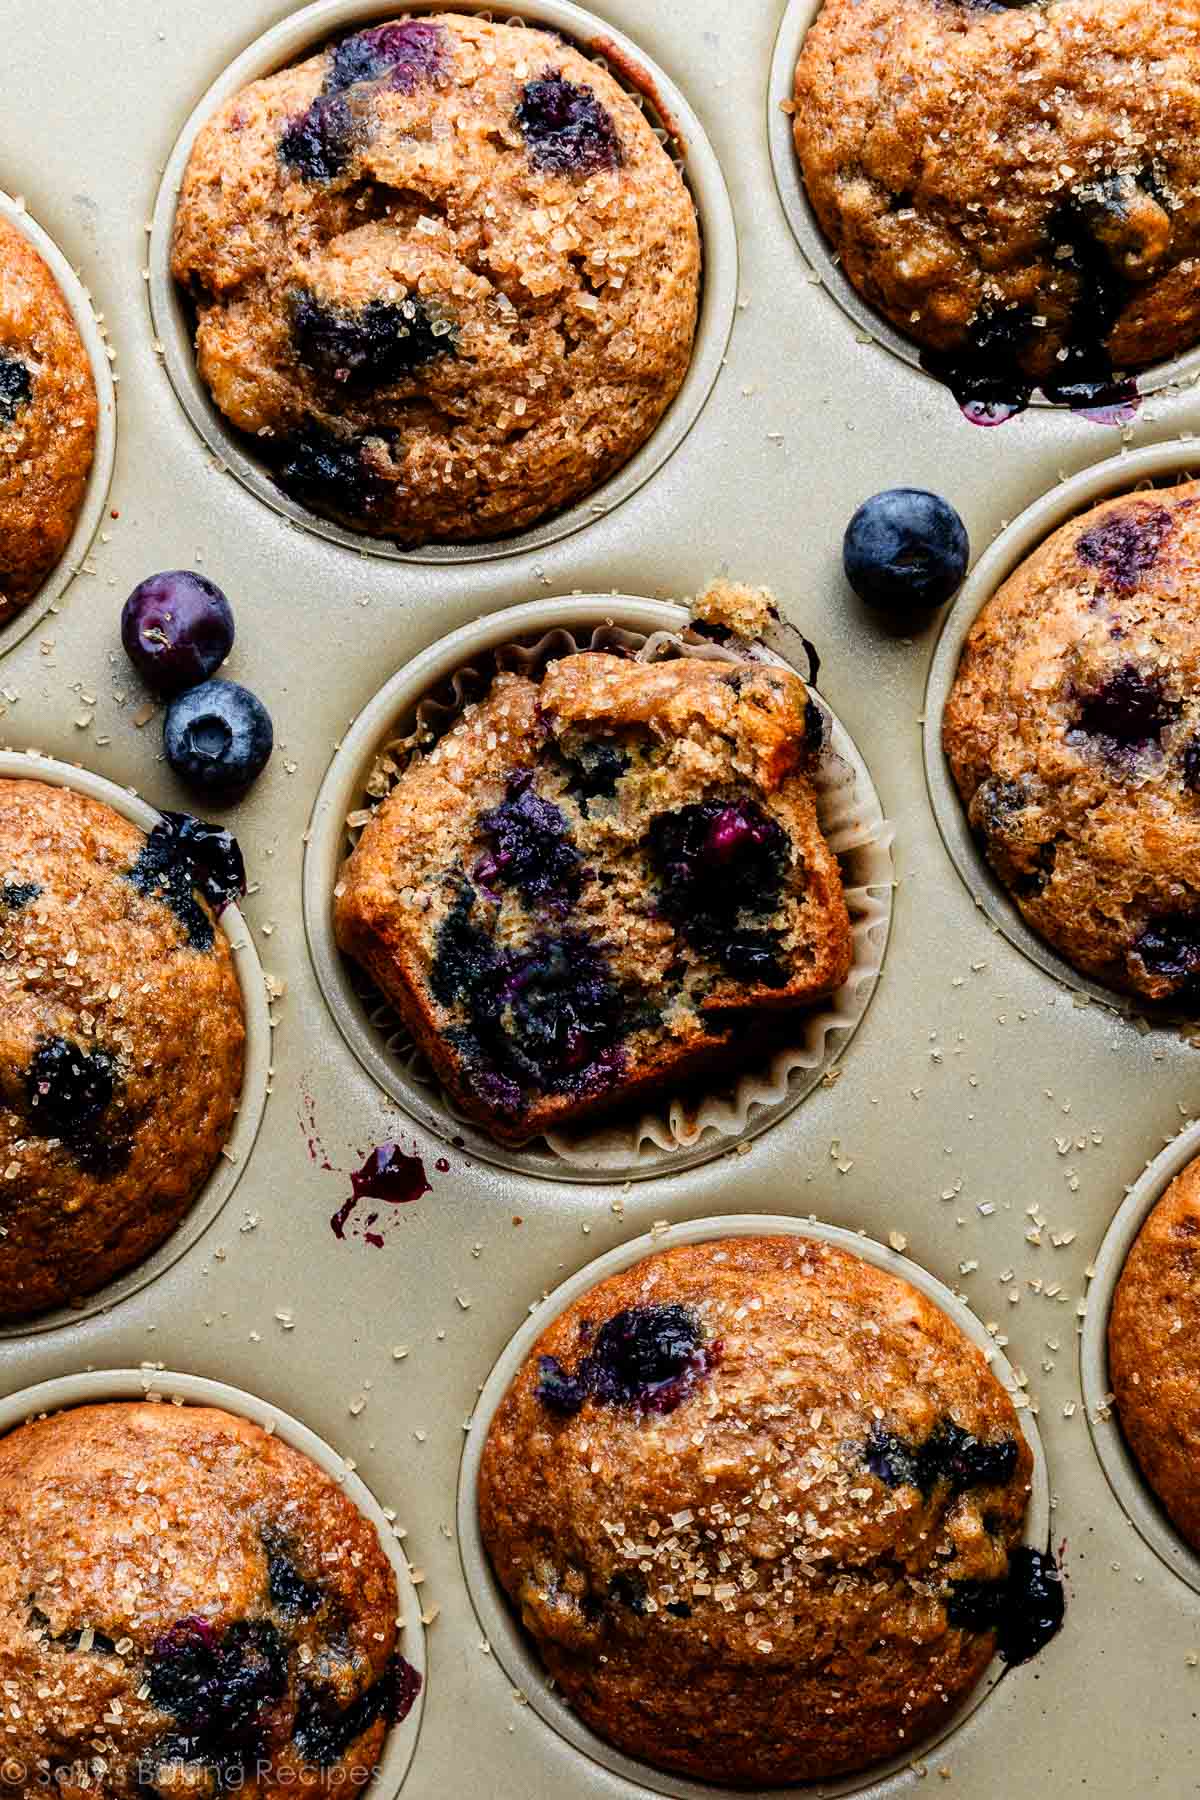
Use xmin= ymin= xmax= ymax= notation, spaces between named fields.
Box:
xmin=4 ymin=0 xmax=1200 ymax=1794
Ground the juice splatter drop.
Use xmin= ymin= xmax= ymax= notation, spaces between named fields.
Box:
xmin=331 ymin=1144 xmax=431 ymax=1245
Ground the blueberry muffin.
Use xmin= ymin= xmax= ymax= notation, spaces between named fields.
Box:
xmin=0 ymin=783 xmax=246 ymax=1320
xmin=0 ymin=1401 xmax=420 ymax=1796
xmin=171 ymin=14 xmax=700 ymax=543
xmin=1110 ymin=1154 xmax=1200 ymax=1551
xmin=793 ymin=0 xmax=1200 ymax=422
xmin=334 ymin=652 xmax=852 ymax=1146
xmin=0 ymin=216 xmax=98 ymax=618
xmin=479 ymin=1235 xmax=1059 ymax=1786
xmin=944 ymin=479 xmax=1200 ymax=1003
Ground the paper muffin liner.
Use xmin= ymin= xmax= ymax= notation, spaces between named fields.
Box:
xmin=0 ymin=1368 xmax=426 ymax=1799
xmin=341 ymin=618 xmax=894 ymax=1174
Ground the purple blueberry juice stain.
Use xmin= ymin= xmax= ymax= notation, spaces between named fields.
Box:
xmin=945 ymin=1544 xmax=1065 ymax=1666
xmin=1076 ymin=505 xmax=1173 ymax=591
xmin=330 ymin=1145 xmax=431 ymax=1245
xmin=515 ymin=70 xmax=622 ymax=176
xmin=535 ymin=1304 xmax=720 ymax=1417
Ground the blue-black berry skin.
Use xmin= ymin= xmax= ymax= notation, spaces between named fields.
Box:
xmin=843 ymin=488 xmax=970 ymax=612
xmin=0 ymin=352 xmax=33 ymax=426
xmin=121 ymin=571 xmax=235 ymax=696
xmin=164 ymin=679 xmax=274 ymax=799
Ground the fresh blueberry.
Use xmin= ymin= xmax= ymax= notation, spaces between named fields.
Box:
xmin=121 ymin=571 xmax=235 ymax=696
xmin=515 ymin=70 xmax=622 ymax=176
xmin=164 ymin=679 xmax=273 ymax=798
xmin=843 ymin=488 xmax=970 ymax=611
xmin=0 ymin=352 xmax=32 ymax=426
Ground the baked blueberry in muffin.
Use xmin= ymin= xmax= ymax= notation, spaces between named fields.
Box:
xmin=479 ymin=1236 xmax=1053 ymax=1785
xmin=944 ymin=479 xmax=1200 ymax=1003
xmin=0 ymin=1402 xmax=420 ymax=1794
xmin=0 ymin=216 xmax=97 ymax=618
xmin=1109 ymin=1153 xmax=1200 ymax=1553
xmin=171 ymin=13 xmax=700 ymax=543
xmin=334 ymin=652 xmax=852 ymax=1146
xmin=0 ymin=781 xmax=246 ymax=1320
xmin=793 ymin=0 xmax=1200 ymax=422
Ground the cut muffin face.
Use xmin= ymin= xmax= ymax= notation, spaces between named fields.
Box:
xmin=0 ymin=782 xmax=246 ymax=1320
xmin=943 ymin=479 xmax=1200 ymax=1004
xmin=478 ymin=1236 xmax=1054 ymax=1786
xmin=0 ymin=1402 xmax=420 ymax=1796
xmin=792 ymin=0 xmax=1200 ymax=423
xmin=334 ymin=652 xmax=852 ymax=1146
xmin=1109 ymin=1155 xmax=1200 ymax=1554
xmin=0 ymin=216 xmax=97 ymax=618
xmin=171 ymin=13 xmax=701 ymax=544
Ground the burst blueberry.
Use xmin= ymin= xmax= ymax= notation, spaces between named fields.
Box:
xmin=1077 ymin=506 xmax=1173 ymax=592
xmin=863 ymin=1417 xmax=1019 ymax=1497
xmin=475 ymin=773 xmax=581 ymax=908
xmin=946 ymin=1546 xmax=1064 ymax=1665
xmin=147 ymin=1616 xmax=288 ymax=1772
xmin=278 ymin=92 xmax=356 ymax=184
xmin=127 ymin=812 xmax=245 ymax=952
xmin=292 ymin=1655 xmax=422 ymax=1766
xmin=534 ymin=1303 xmax=717 ymax=1416
xmin=843 ymin=488 xmax=970 ymax=611
xmin=276 ymin=421 xmax=397 ymax=520
xmin=1132 ymin=913 xmax=1200 ymax=987
xmin=264 ymin=1536 xmax=322 ymax=1619
xmin=328 ymin=19 xmax=446 ymax=94
xmin=1074 ymin=664 xmax=1178 ymax=747
xmin=515 ymin=70 xmax=622 ymax=176
xmin=25 ymin=1037 xmax=117 ymax=1145
xmin=291 ymin=291 xmax=455 ymax=389
xmin=0 ymin=352 xmax=32 ymax=426
xmin=0 ymin=879 xmax=39 ymax=910
xmin=647 ymin=799 xmax=790 ymax=983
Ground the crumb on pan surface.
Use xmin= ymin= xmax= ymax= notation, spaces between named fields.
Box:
xmin=0 ymin=1401 xmax=417 ymax=1795
xmin=0 ymin=215 xmax=97 ymax=618
xmin=333 ymin=651 xmax=851 ymax=1147
xmin=0 ymin=781 xmax=245 ymax=1320
xmin=478 ymin=1236 xmax=1034 ymax=1785
xmin=944 ymin=479 xmax=1200 ymax=1004
xmin=171 ymin=13 xmax=700 ymax=543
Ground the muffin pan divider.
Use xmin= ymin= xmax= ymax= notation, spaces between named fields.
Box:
xmin=3 ymin=0 xmax=1200 ymax=1794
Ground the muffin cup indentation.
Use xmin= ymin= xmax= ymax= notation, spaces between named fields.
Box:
xmin=0 ymin=193 xmax=117 ymax=661
xmin=147 ymin=0 xmax=737 ymax=564
xmin=1081 ymin=1120 xmax=1200 ymax=1595
xmin=457 ymin=1213 xmax=1052 ymax=1800
xmin=302 ymin=597 xmax=893 ymax=1182
xmin=0 ymin=1368 xmax=426 ymax=1796
xmin=0 ymin=752 xmax=271 ymax=1338
xmin=766 ymin=0 xmax=1200 ymax=417
xmin=924 ymin=439 xmax=1200 ymax=1023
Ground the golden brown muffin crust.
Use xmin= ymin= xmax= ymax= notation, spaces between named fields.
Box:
xmin=944 ymin=479 xmax=1200 ymax=1002
xmin=334 ymin=653 xmax=851 ymax=1146
xmin=0 ymin=781 xmax=245 ymax=1320
xmin=0 ymin=1402 xmax=409 ymax=1797
xmin=1110 ymin=1155 xmax=1200 ymax=1551
xmin=793 ymin=0 xmax=1200 ymax=405
xmin=171 ymin=13 xmax=700 ymax=544
xmin=0 ymin=216 xmax=97 ymax=618
xmin=479 ymin=1237 xmax=1033 ymax=1785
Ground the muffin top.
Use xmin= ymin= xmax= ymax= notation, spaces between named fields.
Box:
xmin=171 ymin=13 xmax=700 ymax=544
xmin=334 ymin=652 xmax=851 ymax=1145
xmin=0 ymin=782 xmax=246 ymax=1320
xmin=0 ymin=215 xmax=97 ymax=618
xmin=479 ymin=1236 xmax=1049 ymax=1786
xmin=944 ymin=479 xmax=1200 ymax=1003
xmin=0 ymin=1401 xmax=419 ymax=1797
xmin=1109 ymin=1155 xmax=1200 ymax=1553
xmin=793 ymin=0 xmax=1200 ymax=422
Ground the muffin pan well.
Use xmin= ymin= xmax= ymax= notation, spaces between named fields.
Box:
xmin=5 ymin=0 xmax=1200 ymax=1795
xmin=303 ymin=596 xmax=892 ymax=1180
xmin=0 ymin=192 xmax=117 ymax=661
xmin=0 ymin=750 xmax=272 ymax=1339
xmin=767 ymin=0 xmax=1200 ymax=418
xmin=147 ymin=0 xmax=737 ymax=564
xmin=0 ymin=1368 xmax=427 ymax=1796
xmin=459 ymin=1213 xmax=1051 ymax=1800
